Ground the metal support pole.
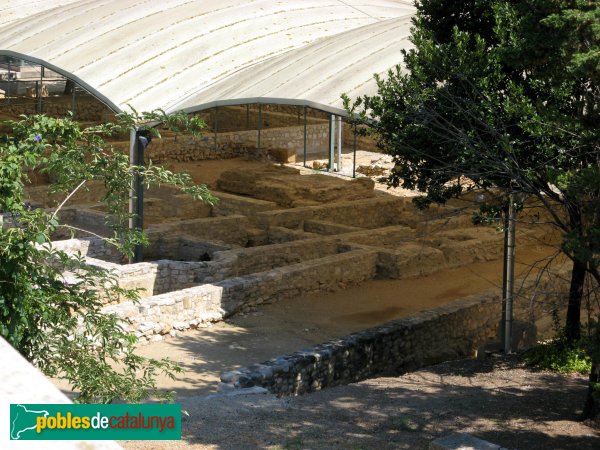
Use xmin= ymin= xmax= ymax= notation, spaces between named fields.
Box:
xmin=214 ymin=106 xmax=218 ymax=153
xmin=257 ymin=103 xmax=262 ymax=158
xmin=353 ymin=132 xmax=357 ymax=178
xmin=128 ymin=129 xmax=137 ymax=264
xmin=129 ymin=130 xmax=151 ymax=263
xmin=504 ymin=192 xmax=516 ymax=353
xmin=7 ymin=59 xmax=11 ymax=106
xmin=246 ymin=104 xmax=250 ymax=129
xmin=133 ymin=135 xmax=145 ymax=263
xmin=37 ymin=66 xmax=43 ymax=113
xmin=328 ymin=114 xmax=335 ymax=172
xmin=71 ymin=83 xmax=77 ymax=118
xmin=337 ymin=116 xmax=343 ymax=172
xmin=303 ymin=106 xmax=307 ymax=167
xmin=501 ymin=207 xmax=509 ymax=347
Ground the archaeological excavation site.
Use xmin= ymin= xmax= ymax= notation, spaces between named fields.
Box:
xmin=0 ymin=0 xmax=571 ymax=404
xmin=23 ymin=134 xmax=566 ymax=397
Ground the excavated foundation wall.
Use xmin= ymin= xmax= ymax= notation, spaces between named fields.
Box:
xmin=97 ymin=222 xmax=514 ymax=340
xmin=148 ymin=123 xmax=332 ymax=163
xmin=219 ymin=269 xmax=569 ymax=396
xmin=0 ymin=95 xmax=116 ymax=122
xmin=148 ymin=108 xmax=378 ymax=164
xmin=53 ymin=192 xmax=521 ymax=340
xmin=103 ymin=248 xmax=379 ymax=339
xmin=3 ymin=98 xmax=378 ymax=164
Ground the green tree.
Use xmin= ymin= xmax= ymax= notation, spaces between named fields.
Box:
xmin=345 ymin=0 xmax=599 ymax=417
xmin=0 ymin=111 xmax=216 ymax=403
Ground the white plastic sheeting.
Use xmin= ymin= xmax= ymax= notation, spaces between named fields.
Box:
xmin=0 ymin=0 xmax=81 ymax=27
xmin=0 ymin=0 xmax=415 ymax=114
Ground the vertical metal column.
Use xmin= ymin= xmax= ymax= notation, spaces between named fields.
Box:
xmin=328 ymin=114 xmax=335 ymax=172
xmin=337 ymin=116 xmax=343 ymax=172
xmin=501 ymin=207 xmax=509 ymax=347
xmin=133 ymin=134 xmax=145 ymax=263
xmin=303 ymin=106 xmax=307 ymax=167
xmin=131 ymin=131 xmax=151 ymax=263
xmin=71 ymin=84 xmax=77 ymax=118
xmin=7 ymin=59 xmax=11 ymax=106
xmin=246 ymin=104 xmax=250 ymax=129
xmin=257 ymin=103 xmax=262 ymax=158
xmin=504 ymin=192 xmax=516 ymax=353
xmin=353 ymin=132 xmax=357 ymax=178
xmin=37 ymin=66 xmax=43 ymax=114
xmin=128 ymin=129 xmax=137 ymax=264
xmin=214 ymin=106 xmax=218 ymax=153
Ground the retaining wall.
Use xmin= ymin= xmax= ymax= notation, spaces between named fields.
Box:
xmin=219 ymin=269 xmax=569 ymax=396
xmin=104 ymin=248 xmax=379 ymax=341
xmin=148 ymin=122 xmax=377 ymax=165
xmin=150 ymin=215 xmax=251 ymax=247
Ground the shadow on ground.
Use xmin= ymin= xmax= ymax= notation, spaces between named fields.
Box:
xmin=120 ymin=356 xmax=599 ymax=450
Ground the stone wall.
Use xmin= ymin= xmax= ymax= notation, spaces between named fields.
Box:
xmin=64 ymin=223 xmax=509 ymax=305
xmin=211 ymin=191 xmax=278 ymax=217
xmin=88 ymin=258 xmax=217 ymax=299
xmin=218 ymin=248 xmax=377 ymax=312
xmin=143 ymin=235 xmax=231 ymax=262
xmin=52 ymin=208 xmax=112 ymax=240
xmin=342 ymin=226 xmax=507 ymax=279
xmin=0 ymin=94 xmax=115 ymax=122
xmin=148 ymin=123 xmax=332 ymax=164
xmin=51 ymin=237 xmax=122 ymax=263
xmin=25 ymin=182 xmax=106 ymax=208
xmin=199 ymin=105 xmax=328 ymax=130
xmin=219 ymin=269 xmax=569 ymax=396
xmin=4 ymin=97 xmax=380 ymax=164
xmin=145 ymin=104 xmax=378 ymax=165
xmin=149 ymin=215 xmax=251 ymax=247
xmin=256 ymin=197 xmax=410 ymax=229
xmin=103 ymin=248 xmax=379 ymax=341
xmin=211 ymin=237 xmax=348 ymax=279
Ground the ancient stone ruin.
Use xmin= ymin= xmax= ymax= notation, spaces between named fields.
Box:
xmin=23 ymin=160 xmax=566 ymax=396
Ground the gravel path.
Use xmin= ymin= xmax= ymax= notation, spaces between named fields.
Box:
xmin=121 ymin=355 xmax=599 ymax=450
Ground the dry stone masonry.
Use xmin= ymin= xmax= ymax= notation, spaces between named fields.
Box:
xmin=25 ymin=160 xmax=559 ymax=394
xmin=220 ymin=269 xmax=568 ymax=396
xmin=35 ymin=167 xmax=543 ymax=344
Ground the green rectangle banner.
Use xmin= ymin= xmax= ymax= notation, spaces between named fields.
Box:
xmin=10 ymin=403 xmax=181 ymax=440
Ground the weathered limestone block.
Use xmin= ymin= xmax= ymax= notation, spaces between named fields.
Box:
xmin=267 ymin=147 xmax=296 ymax=163
xmin=217 ymin=165 xmax=374 ymax=207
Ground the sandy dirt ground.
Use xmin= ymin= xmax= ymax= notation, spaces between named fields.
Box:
xmin=121 ymin=355 xmax=600 ymax=450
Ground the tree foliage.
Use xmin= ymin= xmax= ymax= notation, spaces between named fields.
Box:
xmin=344 ymin=0 xmax=599 ymax=417
xmin=345 ymin=0 xmax=599 ymax=324
xmin=0 ymin=110 xmax=216 ymax=403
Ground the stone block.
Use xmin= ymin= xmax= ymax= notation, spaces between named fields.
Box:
xmin=267 ymin=147 xmax=296 ymax=163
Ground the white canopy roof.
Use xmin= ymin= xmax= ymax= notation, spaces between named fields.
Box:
xmin=0 ymin=0 xmax=81 ymax=27
xmin=0 ymin=0 xmax=415 ymax=115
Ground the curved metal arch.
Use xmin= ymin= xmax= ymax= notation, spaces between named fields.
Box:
xmin=1 ymin=51 xmax=351 ymax=119
xmin=0 ymin=50 xmax=123 ymax=114
xmin=180 ymin=97 xmax=348 ymax=118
